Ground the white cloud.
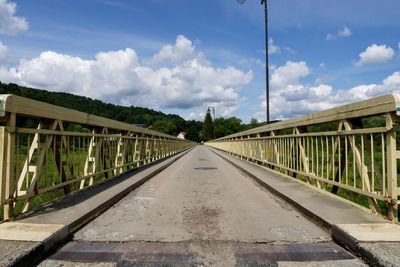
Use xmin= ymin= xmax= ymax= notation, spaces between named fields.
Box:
xmin=0 ymin=41 xmax=7 ymax=61
xmin=268 ymin=38 xmax=280 ymax=55
xmin=145 ymin=35 xmax=210 ymax=67
xmin=355 ymin=44 xmax=395 ymax=66
xmin=0 ymin=35 xmax=253 ymax=116
xmin=185 ymin=112 xmax=201 ymax=121
xmin=255 ymin=60 xmax=400 ymax=120
xmin=338 ymin=26 xmax=352 ymax=37
xmin=283 ymin=47 xmax=296 ymax=54
xmin=326 ymin=26 xmax=352 ymax=40
xmin=270 ymin=61 xmax=310 ymax=88
xmin=0 ymin=0 xmax=28 ymax=35
xmin=264 ymin=39 xmax=295 ymax=55
xmin=326 ymin=34 xmax=334 ymax=41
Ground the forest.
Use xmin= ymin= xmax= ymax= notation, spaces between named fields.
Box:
xmin=0 ymin=82 xmax=257 ymax=142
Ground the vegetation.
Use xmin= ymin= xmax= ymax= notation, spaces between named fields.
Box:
xmin=0 ymin=82 xmax=258 ymax=142
xmin=0 ymin=82 xmax=203 ymax=142
xmin=214 ymin=117 xmax=248 ymax=138
xmin=200 ymin=108 xmax=214 ymax=141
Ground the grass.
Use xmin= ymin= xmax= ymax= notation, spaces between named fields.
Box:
xmin=234 ymin=120 xmax=397 ymax=219
xmin=0 ymin=133 xmax=154 ymax=221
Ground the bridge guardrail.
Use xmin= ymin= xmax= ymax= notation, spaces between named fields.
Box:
xmin=0 ymin=94 xmax=194 ymax=220
xmin=207 ymin=94 xmax=400 ymax=221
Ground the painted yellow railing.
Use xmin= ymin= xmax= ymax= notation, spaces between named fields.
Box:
xmin=207 ymin=94 xmax=400 ymax=221
xmin=0 ymin=94 xmax=194 ymax=220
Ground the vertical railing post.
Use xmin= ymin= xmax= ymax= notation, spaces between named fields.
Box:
xmin=0 ymin=126 xmax=6 ymax=218
xmin=386 ymin=113 xmax=398 ymax=221
xmin=4 ymin=113 xmax=16 ymax=220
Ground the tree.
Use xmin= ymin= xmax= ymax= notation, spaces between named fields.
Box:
xmin=153 ymin=120 xmax=177 ymax=135
xmin=185 ymin=120 xmax=203 ymax=143
xmin=214 ymin=117 xmax=246 ymax=138
xmin=201 ymin=108 xmax=214 ymax=141
xmin=0 ymin=82 xmax=197 ymax=137
xmin=250 ymin=118 xmax=259 ymax=128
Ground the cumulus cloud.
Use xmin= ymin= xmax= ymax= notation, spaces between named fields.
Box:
xmin=270 ymin=61 xmax=310 ymax=88
xmin=0 ymin=41 xmax=7 ymax=61
xmin=326 ymin=26 xmax=352 ymax=41
xmin=146 ymin=35 xmax=196 ymax=66
xmin=0 ymin=0 xmax=28 ymax=35
xmin=255 ymin=61 xmax=400 ymax=121
xmin=0 ymin=35 xmax=253 ymax=116
xmin=267 ymin=61 xmax=334 ymax=119
xmin=355 ymin=44 xmax=395 ymax=66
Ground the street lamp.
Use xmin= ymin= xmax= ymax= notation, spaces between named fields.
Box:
xmin=208 ymin=106 xmax=216 ymax=121
xmin=237 ymin=0 xmax=270 ymax=124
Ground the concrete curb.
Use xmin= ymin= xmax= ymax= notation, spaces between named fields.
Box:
xmin=4 ymin=242 xmax=42 ymax=267
xmin=331 ymin=225 xmax=359 ymax=253
xmin=356 ymin=244 xmax=398 ymax=267
xmin=209 ymin=148 xmax=399 ymax=267
xmin=332 ymin=225 xmax=392 ymax=267
xmin=1 ymin=224 xmax=68 ymax=267
xmin=2 ymin=148 xmax=192 ymax=267
xmin=331 ymin=224 xmax=400 ymax=267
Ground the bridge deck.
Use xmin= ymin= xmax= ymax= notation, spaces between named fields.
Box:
xmin=40 ymin=146 xmax=364 ymax=266
xmin=74 ymin=145 xmax=327 ymax=243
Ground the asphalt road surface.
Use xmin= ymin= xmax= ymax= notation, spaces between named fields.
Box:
xmin=41 ymin=146 xmax=366 ymax=266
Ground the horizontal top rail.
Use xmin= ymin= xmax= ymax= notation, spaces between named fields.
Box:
xmin=0 ymin=94 xmax=180 ymax=139
xmin=213 ymin=94 xmax=400 ymax=140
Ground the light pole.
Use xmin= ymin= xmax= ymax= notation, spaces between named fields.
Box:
xmin=237 ymin=0 xmax=270 ymax=124
xmin=208 ymin=106 xmax=216 ymax=121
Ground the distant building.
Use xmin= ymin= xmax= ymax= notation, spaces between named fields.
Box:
xmin=177 ymin=132 xmax=186 ymax=139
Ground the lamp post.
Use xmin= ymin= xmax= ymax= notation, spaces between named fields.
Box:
xmin=208 ymin=106 xmax=216 ymax=121
xmin=237 ymin=0 xmax=270 ymax=124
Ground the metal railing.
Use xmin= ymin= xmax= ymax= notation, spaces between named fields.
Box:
xmin=207 ymin=94 xmax=400 ymax=221
xmin=0 ymin=94 xmax=194 ymax=220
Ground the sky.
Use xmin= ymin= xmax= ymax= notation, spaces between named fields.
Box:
xmin=0 ymin=0 xmax=399 ymax=123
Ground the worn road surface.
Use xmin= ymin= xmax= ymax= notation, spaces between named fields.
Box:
xmin=40 ymin=146 xmax=365 ymax=266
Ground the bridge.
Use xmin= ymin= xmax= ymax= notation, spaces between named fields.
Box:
xmin=0 ymin=94 xmax=399 ymax=266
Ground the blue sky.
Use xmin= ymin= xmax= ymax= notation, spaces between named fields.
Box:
xmin=0 ymin=0 xmax=399 ymax=122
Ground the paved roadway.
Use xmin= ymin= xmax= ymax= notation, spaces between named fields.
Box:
xmin=40 ymin=146 xmax=366 ymax=266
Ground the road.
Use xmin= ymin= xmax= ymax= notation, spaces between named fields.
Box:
xmin=40 ymin=146 xmax=365 ymax=266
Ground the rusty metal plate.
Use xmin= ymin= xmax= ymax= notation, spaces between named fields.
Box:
xmin=46 ymin=241 xmax=357 ymax=266
xmin=234 ymin=242 xmax=355 ymax=264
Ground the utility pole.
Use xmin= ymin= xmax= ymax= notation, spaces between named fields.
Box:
xmin=237 ymin=0 xmax=270 ymax=123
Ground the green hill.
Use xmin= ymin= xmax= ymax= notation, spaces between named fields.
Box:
xmin=0 ymin=82 xmax=203 ymax=142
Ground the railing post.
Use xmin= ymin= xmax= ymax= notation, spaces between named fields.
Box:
xmin=0 ymin=126 xmax=6 ymax=217
xmin=386 ymin=113 xmax=398 ymax=221
xmin=4 ymin=112 xmax=16 ymax=220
